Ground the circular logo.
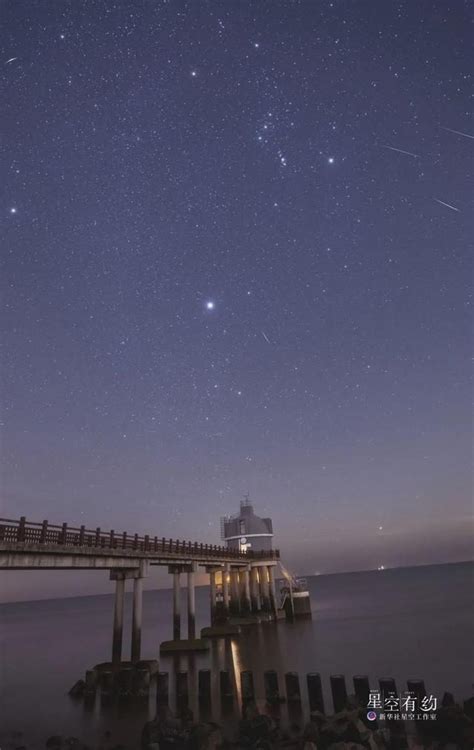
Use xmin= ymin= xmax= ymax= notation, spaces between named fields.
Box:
xmin=367 ymin=711 xmax=377 ymax=721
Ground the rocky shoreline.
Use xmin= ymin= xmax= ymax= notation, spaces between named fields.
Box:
xmin=2 ymin=695 xmax=473 ymax=750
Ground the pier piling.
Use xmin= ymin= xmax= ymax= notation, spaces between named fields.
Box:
xmin=250 ymin=567 xmax=260 ymax=613
xmin=176 ymin=671 xmax=189 ymax=707
xmin=219 ymin=670 xmax=233 ymax=703
xmin=223 ymin=563 xmax=230 ymax=618
xmin=330 ymin=674 xmax=348 ymax=712
xmin=187 ymin=564 xmax=196 ymax=639
xmin=241 ymin=670 xmax=255 ymax=705
xmin=264 ymin=670 xmax=280 ymax=704
xmin=131 ymin=575 xmax=143 ymax=663
xmin=259 ymin=566 xmax=271 ymax=612
xmin=156 ymin=672 xmax=169 ymax=705
xmin=407 ymin=678 xmax=426 ymax=701
xmin=209 ymin=569 xmax=217 ymax=624
xmin=230 ymin=569 xmax=241 ymax=615
xmin=307 ymin=672 xmax=325 ymax=713
xmin=268 ymin=565 xmax=278 ymax=615
xmin=111 ymin=574 xmax=125 ymax=666
xmin=241 ymin=566 xmax=251 ymax=614
xmin=198 ymin=669 xmax=212 ymax=704
xmin=173 ymin=569 xmax=181 ymax=640
xmin=353 ymin=675 xmax=370 ymax=707
xmin=285 ymin=671 xmax=301 ymax=703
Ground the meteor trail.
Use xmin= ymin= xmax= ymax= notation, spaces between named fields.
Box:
xmin=382 ymin=145 xmax=419 ymax=158
xmin=5 ymin=57 xmax=18 ymax=65
xmin=441 ymin=126 xmax=474 ymax=140
xmin=434 ymin=199 xmax=460 ymax=213
xmin=261 ymin=331 xmax=271 ymax=344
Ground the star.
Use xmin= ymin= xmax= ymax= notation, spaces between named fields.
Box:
xmin=190 ymin=70 xmax=197 ymax=78
xmin=9 ymin=207 xmax=17 ymax=214
xmin=328 ymin=157 xmax=335 ymax=164
xmin=205 ymin=301 xmax=215 ymax=310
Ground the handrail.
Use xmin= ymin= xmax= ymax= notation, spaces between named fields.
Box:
xmin=0 ymin=517 xmax=280 ymax=561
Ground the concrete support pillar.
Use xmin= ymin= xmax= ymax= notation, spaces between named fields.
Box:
xmin=173 ymin=570 xmax=181 ymax=640
xmin=268 ymin=565 xmax=277 ymax=616
xmin=222 ymin=563 xmax=230 ymax=618
xmin=112 ymin=575 xmax=125 ymax=666
xmin=131 ymin=576 xmax=144 ymax=663
xmin=240 ymin=566 xmax=251 ymax=613
xmin=230 ymin=569 xmax=240 ymax=615
xmin=250 ymin=566 xmax=260 ymax=613
xmin=259 ymin=565 xmax=271 ymax=612
xmin=210 ymin=569 xmax=217 ymax=624
xmin=187 ymin=564 xmax=196 ymax=639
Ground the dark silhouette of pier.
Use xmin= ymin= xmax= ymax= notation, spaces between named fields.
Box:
xmin=0 ymin=516 xmax=281 ymax=662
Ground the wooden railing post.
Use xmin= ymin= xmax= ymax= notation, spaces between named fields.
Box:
xmin=133 ymin=533 xmax=138 ymax=550
xmin=154 ymin=535 xmax=158 ymax=551
xmin=109 ymin=529 xmax=115 ymax=548
xmin=144 ymin=534 xmax=149 ymax=551
xmin=95 ymin=527 xmax=101 ymax=546
xmin=79 ymin=525 xmax=85 ymax=545
xmin=122 ymin=531 xmax=127 ymax=549
xmin=18 ymin=516 xmax=26 ymax=542
xmin=40 ymin=520 xmax=48 ymax=543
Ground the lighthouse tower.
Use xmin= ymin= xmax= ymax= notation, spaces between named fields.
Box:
xmin=221 ymin=495 xmax=273 ymax=553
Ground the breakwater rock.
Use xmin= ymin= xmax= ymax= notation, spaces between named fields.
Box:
xmin=141 ymin=698 xmax=474 ymax=750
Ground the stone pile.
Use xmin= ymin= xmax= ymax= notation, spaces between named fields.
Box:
xmin=141 ymin=696 xmax=474 ymax=750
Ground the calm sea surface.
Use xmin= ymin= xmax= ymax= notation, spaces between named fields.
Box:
xmin=0 ymin=562 xmax=472 ymax=748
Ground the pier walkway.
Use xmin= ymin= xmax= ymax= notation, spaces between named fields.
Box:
xmin=0 ymin=516 xmax=280 ymax=664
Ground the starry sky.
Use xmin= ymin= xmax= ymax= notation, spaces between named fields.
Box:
xmin=1 ymin=0 xmax=472 ymax=598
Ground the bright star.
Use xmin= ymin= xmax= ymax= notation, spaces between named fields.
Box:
xmin=10 ymin=207 xmax=17 ymax=214
xmin=328 ymin=157 xmax=335 ymax=164
xmin=206 ymin=301 xmax=215 ymax=310
xmin=191 ymin=70 xmax=197 ymax=77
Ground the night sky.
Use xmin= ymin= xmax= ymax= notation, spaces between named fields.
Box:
xmin=1 ymin=1 xmax=472 ymax=598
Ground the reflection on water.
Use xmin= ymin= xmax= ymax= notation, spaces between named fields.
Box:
xmin=0 ymin=562 xmax=472 ymax=747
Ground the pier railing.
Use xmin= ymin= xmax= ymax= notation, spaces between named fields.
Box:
xmin=0 ymin=517 xmax=280 ymax=561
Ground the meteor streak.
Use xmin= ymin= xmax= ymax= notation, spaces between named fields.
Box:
xmin=434 ymin=199 xmax=460 ymax=213
xmin=382 ymin=145 xmax=419 ymax=158
xmin=441 ymin=126 xmax=474 ymax=140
